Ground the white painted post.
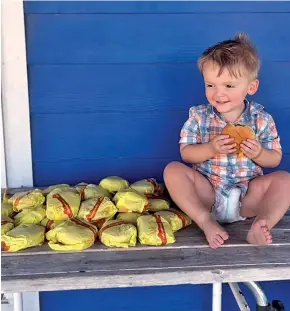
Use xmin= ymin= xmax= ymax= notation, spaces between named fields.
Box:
xmin=2 ymin=1 xmax=39 ymax=311
xmin=1 ymin=0 xmax=33 ymax=188
xmin=1 ymin=101 xmax=7 ymax=189
xmin=212 ymin=282 xmax=222 ymax=311
xmin=13 ymin=294 xmax=23 ymax=311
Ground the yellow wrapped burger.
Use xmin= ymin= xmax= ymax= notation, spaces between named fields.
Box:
xmin=78 ymin=197 xmax=117 ymax=222
xmin=148 ymin=199 xmax=170 ymax=212
xmin=1 ymin=189 xmax=14 ymax=217
xmin=8 ymin=190 xmax=45 ymax=212
xmin=155 ymin=209 xmax=192 ymax=232
xmin=99 ymin=220 xmax=137 ymax=248
xmin=14 ymin=205 xmax=46 ymax=227
xmin=1 ymin=216 xmax=14 ymax=235
xmin=41 ymin=218 xmax=65 ymax=231
xmin=130 ymin=178 xmax=163 ymax=196
xmin=99 ymin=176 xmax=129 ymax=193
xmin=43 ymin=184 xmax=71 ymax=195
xmin=76 ymin=183 xmax=111 ymax=201
xmin=116 ymin=212 xmax=144 ymax=225
xmin=113 ymin=190 xmax=149 ymax=213
xmin=46 ymin=218 xmax=98 ymax=251
xmin=1 ymin=224 xmax=45 ymax=252
xmin=46 ymin=189 xmax=81 ymax=220
xmin=137 ymin=215 xmax=175 ymax=246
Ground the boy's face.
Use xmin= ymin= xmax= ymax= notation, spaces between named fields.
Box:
xmin=202 ymin=61 xmax=259 ymax=118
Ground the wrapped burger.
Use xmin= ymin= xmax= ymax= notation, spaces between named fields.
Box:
xmin=76 ymin=183 xmax=112 ymax=201
xmin=1 ymin=224 xmax=45 ymax=252
xmin=154 ymin=209 xmax=192 ymax=232
xmin=8 ymin=190 xmax=45 ymax=212
xmin=46 ymin=189 xmax=81 ymax=220
xmin=137 ymin=215 xmax=175 ymax=246
xmin=113 ymin=190 xmax=149 ymax=213
xmin=99 ymin=176 xmax=129 ymax=193
xmin=78 ymin=197 xmax=117 ymax=222
xmin=99 ymin=219 xmax=137 ymax=248
xmin=46 ymin=218 xmax=98 ymax=251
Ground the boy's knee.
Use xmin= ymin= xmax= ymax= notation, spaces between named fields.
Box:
xmin=163 ymin=161 xmax=184 ymax=181
xmin=273 ymin=170 xmax=290 ymax=183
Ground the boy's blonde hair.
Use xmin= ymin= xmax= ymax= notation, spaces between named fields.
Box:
xmin=197 ymin=33 xmax=260 ymax=79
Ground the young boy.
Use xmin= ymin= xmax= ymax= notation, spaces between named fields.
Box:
xmin=164 ymin=33 xmax=290 ymax=249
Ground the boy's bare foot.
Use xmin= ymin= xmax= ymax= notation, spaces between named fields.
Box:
xmin=201 ymin=217 xmax=229 ymax=249
xmin=247 ymin=219 xmax=272 ymax=245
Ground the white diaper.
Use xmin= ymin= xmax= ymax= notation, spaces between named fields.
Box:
xmin=211 ymin=187 xmax=246 ymax=223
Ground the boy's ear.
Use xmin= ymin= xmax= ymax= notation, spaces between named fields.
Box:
xmin=248 ymin=79 xmax=259 ymax=95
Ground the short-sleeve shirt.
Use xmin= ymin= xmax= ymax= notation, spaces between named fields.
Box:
xmin=179 ymin=99 xmax=281 ymax=197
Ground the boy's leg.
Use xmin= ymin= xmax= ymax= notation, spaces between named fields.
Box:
xmin=163 ymin=161 xmax=229 ymax=249
xmin=240 ymin=171 xmax=290 ymax=245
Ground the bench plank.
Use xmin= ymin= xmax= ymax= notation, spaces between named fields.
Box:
xmin=2 ymin=244 xmax=290 ymax=292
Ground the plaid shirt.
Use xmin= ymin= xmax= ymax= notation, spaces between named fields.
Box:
xmin=179 ymin=99 xmax=281 ymax=197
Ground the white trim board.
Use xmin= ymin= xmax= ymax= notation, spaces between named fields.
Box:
xmin=1 ymin=100 xmax=7 ymax=189
xmin=1 ymin=0 xmax=37 ymax=309
xmin=1 ymin=0 xmax=33 ymax=188
xmin=1 ymin=293 xmax=40 ymax=311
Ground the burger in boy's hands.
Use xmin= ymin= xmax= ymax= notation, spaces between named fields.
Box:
xmin=221 ymin=124 xmax=261 ymax=158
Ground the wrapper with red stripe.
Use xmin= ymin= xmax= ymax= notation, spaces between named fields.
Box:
xmin=40 ymin=218 xmax=65 ymax=232
xmin=46 ymin=189 xmax=81 ymax=221
xmin=8 ymin=190 xmax=45 ymax=212
xmin=77 ymin=197 xmax=117 ymax=222
xmin=154 ymin=209 xmax=192 ymax=232
xmin=130 ymin=178 xmax=164 ymax=196
xmin=2 ymin=224 xmax=45 ymax=252
xmin=137 ymin=215 xmax=175 ymax=246
xmin=46 ymin=218 xmax=98 ymax=251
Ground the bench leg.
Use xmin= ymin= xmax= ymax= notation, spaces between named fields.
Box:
xmin=229 ymin=282 xmax=251 ymax=311
xmin=243 ymin=282 xmax=268 ymax=307
xmin=13 ymin=293 xmax=23 ymax=311
xmin=212 ymin=282 xmax=222 ymax=311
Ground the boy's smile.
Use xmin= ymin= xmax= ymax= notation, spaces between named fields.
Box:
xmin=202 ymin=61 xmax=259 ymax=122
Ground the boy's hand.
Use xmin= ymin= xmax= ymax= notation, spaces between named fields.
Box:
xmin=240 ymin=139 xmax=263 ymax=159
xmin=210 ymin=135 xmax=236 ymax=155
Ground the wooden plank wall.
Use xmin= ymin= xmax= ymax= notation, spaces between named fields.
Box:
xmin=24 ymin=1 xmax=290 ymax=187
xmin=22 ymin=2 xmax=290 ymax=310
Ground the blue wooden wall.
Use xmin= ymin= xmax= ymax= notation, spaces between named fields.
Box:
xmin=24 ymin=1 xmax=290 ymax=310
xmin=25 ymin=1 xmax=290 ymax=187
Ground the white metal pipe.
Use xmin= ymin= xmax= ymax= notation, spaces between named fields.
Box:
xmin=243 ymin=282 xmax=268 ymax=307
xmin=212 ymin=282 xmax=222 ymax=311
xmin=229 ymin=282 xmax=251 ymax=311
xmin=13 ymin=293 xmax=23 ymax=311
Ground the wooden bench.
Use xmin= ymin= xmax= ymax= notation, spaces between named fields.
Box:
xmin=2 ymin=188 xmax=290 ymax=310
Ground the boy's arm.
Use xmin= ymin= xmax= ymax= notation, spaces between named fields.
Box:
xmin=253 ymin=147 xmax=282 ymax=168
xmin=181 ymin=135 xmax=236 ymax=164
xmin=241 ymin=139 xmax=282 ymax=168
xmin=180 ymin=143 xmax=215 ymax=164
xmin=240 ymin=113 xmax=282 ymax=168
